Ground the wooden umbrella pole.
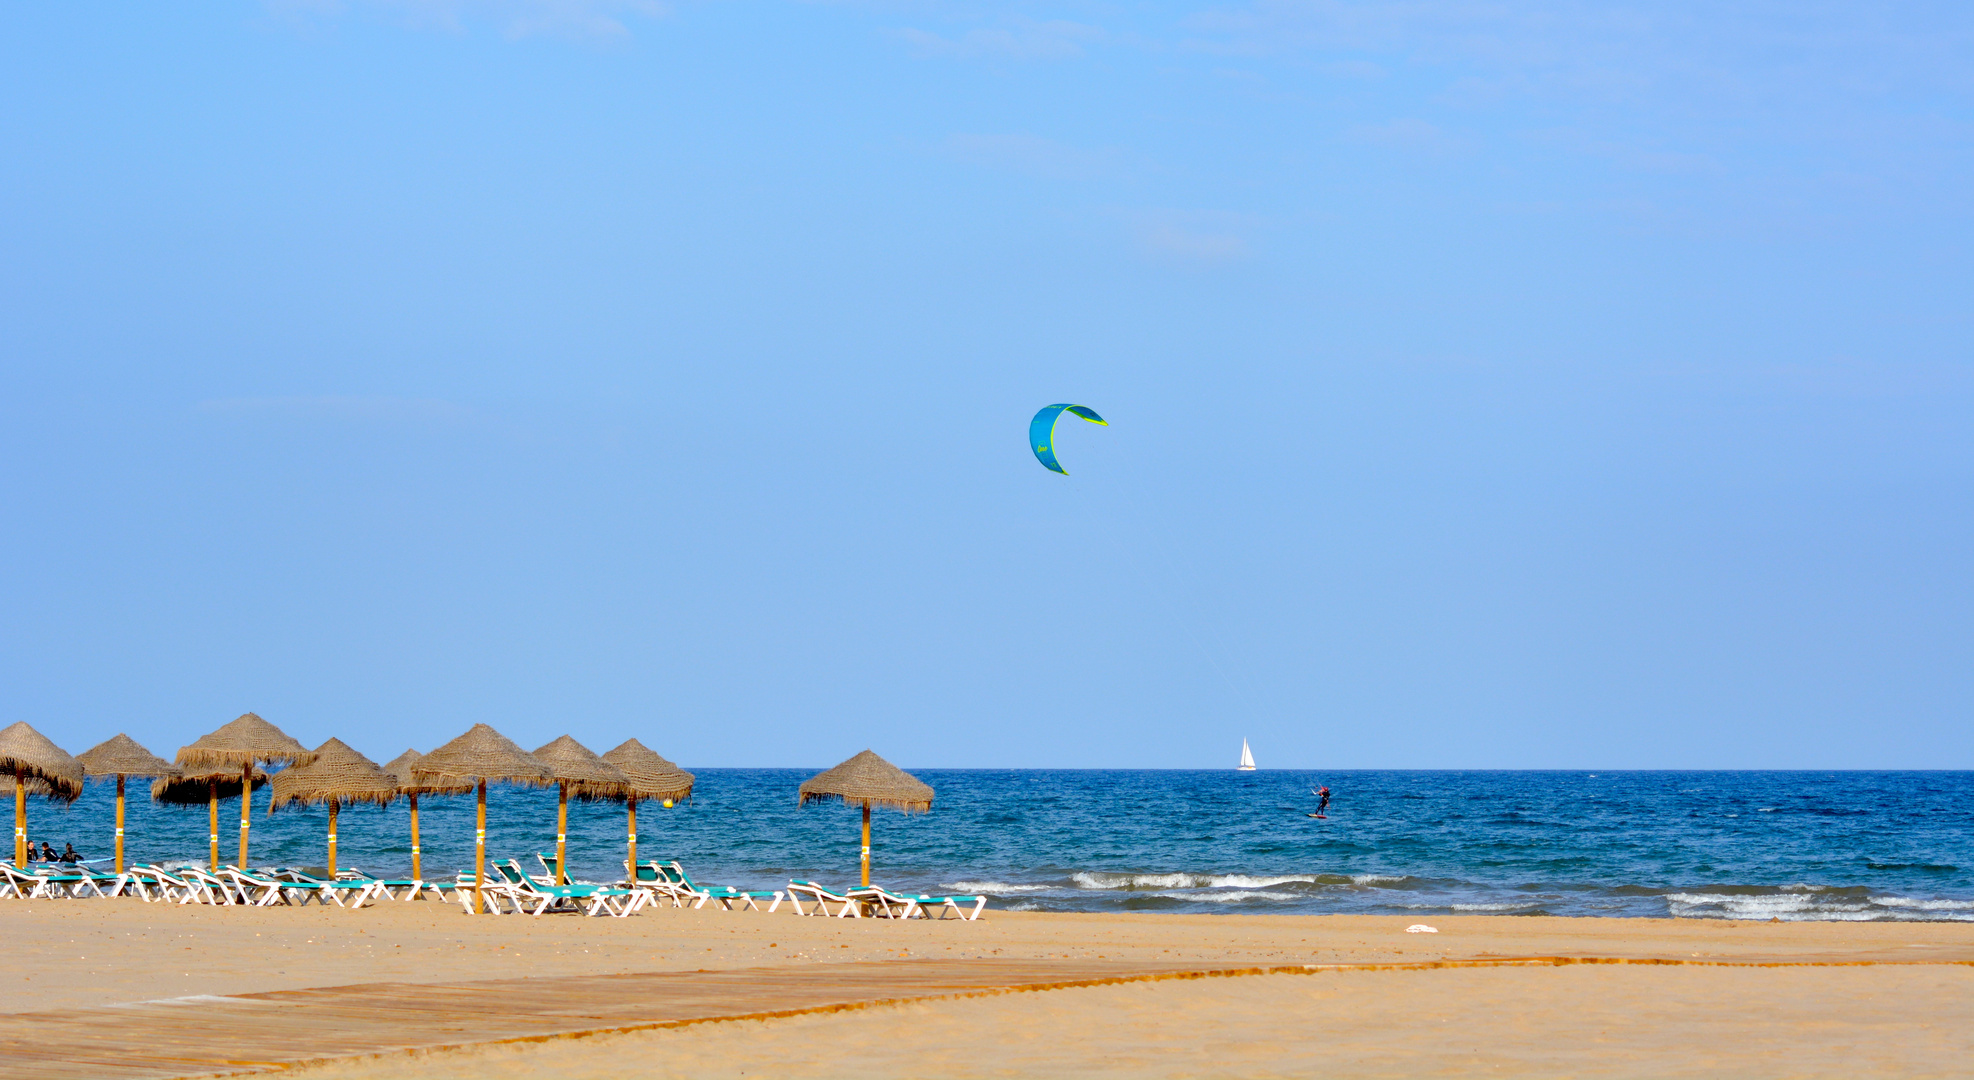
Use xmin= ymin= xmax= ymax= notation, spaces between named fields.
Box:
xmin=13 ymin=776 xmax=24 ymax=865
xmin=207 ymin=780 xmax=219 ymax=871
xmin=861 ymin=802 xmax=871 ymax=888
xmin=238 ymin=762 xmax=253 ymax=868
xmin=473 ymin=779 xmax=487 ymax=915
xmin=326 ymin=798 xmax=339 ymax=877
xmin=408 ymin=792 xmax=422 ymax=882
xmin=556 ymin=780 xmax=569 ymax=886
xmin=625 ymin=798 xmax=637 ymax=887
xmin=114 ymin=775 xmax=126 ymax=875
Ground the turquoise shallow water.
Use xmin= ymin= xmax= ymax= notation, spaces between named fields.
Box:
xmin=31 ymin=770 xmax=1974 ymax=920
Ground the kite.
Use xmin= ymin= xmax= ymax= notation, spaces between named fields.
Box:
xmin=1030 ymin=404 xmax=1107 ymax=474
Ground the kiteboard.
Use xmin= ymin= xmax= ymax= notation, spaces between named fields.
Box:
xmin=1307 ymin=813 xmax=1327 ymax=819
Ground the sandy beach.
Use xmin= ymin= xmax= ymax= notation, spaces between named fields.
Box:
xmin=5 ymin=899 xmax=1971 ymax=1078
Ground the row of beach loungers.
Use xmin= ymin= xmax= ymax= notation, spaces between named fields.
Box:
xmin=0 ymin=857 xmax=986 ymax=921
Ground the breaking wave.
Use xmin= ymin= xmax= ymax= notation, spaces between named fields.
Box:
xmin=1665 ymin=886 xmax=1974 ymax=922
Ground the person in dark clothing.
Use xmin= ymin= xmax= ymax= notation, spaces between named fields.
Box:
xmin=58 ymin=843 xmax=80 ymax=864
xmin=1315 ymin=786 xmax=1332 ymax=815
xmin=38 ymin=841 xmax=58 ymax=862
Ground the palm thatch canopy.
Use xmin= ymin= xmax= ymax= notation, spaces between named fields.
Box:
xmin=410 ymin=723 xmax=551 ymax=788
xmin=0 ymin=722 xmax=84 ymax=802
xmin=151 ymin=766 xmax=267 ymax=805
xmin=380 ymin=749 xmax=421 ymax=786
xmin=601 ymin=739 xmax=695 ymax=803
xmin=77 ymin=734 xmax=180 ymax=780
xmin=798 ymin=749 xmax=933 ymax=813
xmin=378 ymin=748 xmax=454 ymax=793
xmin=175 ymin=712 xmax=314 ymax=770
xmin=269 ymin=739 xmax=399 ymax=811
xmin=531 ymin=736 xmax=630 ymax=801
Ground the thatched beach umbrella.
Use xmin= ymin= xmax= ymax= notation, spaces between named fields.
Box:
xmin=0 ymin=723 xmax=83 ymax=865
xmin=175 ymin=713 xmax=314 ymax=869
xmin=268 ymin=739 xmax=398 ymax=876
xmin=152 ymin=767 xmax=267 ymax=870
xmin=601 ymin=739 xmax=693 ymax=886
xmin=530 ymin=736 xmax=629 ymax=885
xmin=382 ymin=749 xmax=459 ymax=881
xmin=798 ymin=749 xmax=933 ymax=888
xmin=76 ymin=734 xmax=179 ymax=874
xmin=410 ymin=724 xmax=551 ymax=914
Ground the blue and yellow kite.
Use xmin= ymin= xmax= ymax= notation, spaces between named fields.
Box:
xmin=1030 ymin=404 xmax=1107 ymax=474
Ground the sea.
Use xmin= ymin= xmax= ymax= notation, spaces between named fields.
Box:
xmin=32 ymin=770 xmax=1974 ymax=922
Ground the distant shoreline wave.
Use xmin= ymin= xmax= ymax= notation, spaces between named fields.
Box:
xmin=940 ymin=869 xmax=1974 ymax=922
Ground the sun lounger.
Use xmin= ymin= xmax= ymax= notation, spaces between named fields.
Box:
xmin=271 ymin=868 xmax=385 ymax=908
xmin=665 ymin=863 xmax=782 ymax=912
xmin=176 ymin=866 xmax=243 ymax=905
xmin=12 ymin=866 xmax=105 ymax=899
xmin=408 ymin=879 xmax=460 ymax=902
xmin=111 ymin=865 xmax=175 ymax=902
xmin=533 ymin=852 xmax=562 ymax=885
xmin=901 ymin=891 xmax=988 ymax=921
xmin=221 ymin=866 xmax=314 ymax=906
xmin=136 ymin=865 xmax=206 ymax=904
xmin=493 ymin=859 xmax=644 ymax=917
xmin=622 ymin=861 xmax=698 ymax=907
xmin=336 ymin=869 xmax=436 ymax=902
xmin=504 ymin=859 xmax=647 ymax=917
xmin=454 ymin=872 xmax=527 ymax=915
xmin=644 ymin=861 xmax=710 ymax=908
xmin=845 ymin=885 xmax=922 ymax=919
xmin=0 ymin=864 xmax=43 ymax=899
xmin=68 ymin=865 xmax=122 ymax=896
xmin=786 ymin=880 xmax=862 ymax=917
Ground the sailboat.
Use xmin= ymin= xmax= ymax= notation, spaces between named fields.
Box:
xmin=1237 ymin=739 xmax=1256 ymax=771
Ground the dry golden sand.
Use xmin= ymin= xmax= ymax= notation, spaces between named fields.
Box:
xmin=5 ymin=899 xmax=1972 ymax=1077
xmin=280 ymin=963 xmax=1974 ymax=1080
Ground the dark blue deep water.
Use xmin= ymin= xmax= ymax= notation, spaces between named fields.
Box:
xmin=32 ymin=770 xmax=1974 ymax=921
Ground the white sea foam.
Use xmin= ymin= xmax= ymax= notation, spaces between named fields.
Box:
xmin=1667 ymin=892 xmax=1832 ymax=915
xmin=1205 ymin=874 xmax=1327 ymax=889
xmin=1451 ymin=902 xmax=1547 ymax=912
xmin=1070 ymin=871 xmax=1332 ymax=891
xmin=1868 ymin=896 xmax=1974 ymax=912
xmin=1665 ymin=889 xmax=1974 ymax=922
xmin=1154 ymin=890 xmax=1301 ymax=903
xmin=944 ymin=881 xmax=1050 ymax=894
xmin=1071 ymin=872 xmax=1191 ymax=890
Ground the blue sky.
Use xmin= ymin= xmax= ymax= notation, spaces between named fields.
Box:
xmin=2 ymin=1 xmax=1969 ymax=768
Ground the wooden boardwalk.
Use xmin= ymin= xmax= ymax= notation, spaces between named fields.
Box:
xmin=0 ymin=959 xmax=1290 ymax=1079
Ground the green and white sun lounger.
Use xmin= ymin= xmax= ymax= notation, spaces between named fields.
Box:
xmin=453 ymin=871 xmax=527 ymax=915
xmin=268 ymin=868 xmax=379 ymax=907
xmin=786 ymin=880 xmax=862 ymax=917
xmin=624 ymin=861 xmax=700 ymax=907
xmin=902 ymin=891 xmax=988 ymax=920
xmin=845 ymin=885 xmax=924 ymax=919
xmin=180 ymin=866 xmax=243 ymax=905
xmin=493 ymin=860 xmax=645 ymax=917
xmin=221 ymin=866 xmax=311 ymax=906
xmin=112 ymin=865 xmax=183 ymax=902
xmin=666 ymin=863 xmax=782 ymax=913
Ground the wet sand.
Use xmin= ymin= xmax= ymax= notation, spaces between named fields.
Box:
xmin=4 ymin=899 xmax=1971 ymax=1077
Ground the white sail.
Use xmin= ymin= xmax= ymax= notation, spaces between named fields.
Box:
xmin=1237 ymin=738 xmax=1256 ymax=770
